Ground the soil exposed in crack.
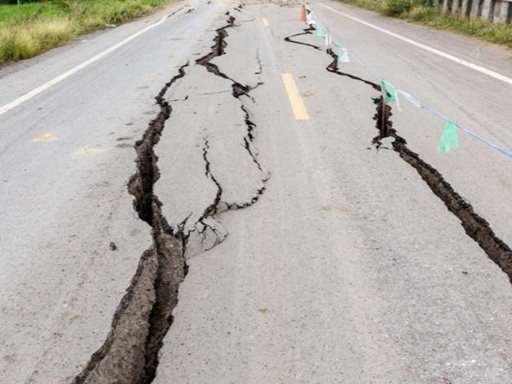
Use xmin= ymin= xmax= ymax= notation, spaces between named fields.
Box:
xmin=127 ymin=61 xmax=193 ymax=384
xmin=72 ymin=64 xmax=189 ymax=384
xmin=128 ymin=64 xmax=188 ymax=226
xmin=284 ymin=27 xmax=512 ymax=285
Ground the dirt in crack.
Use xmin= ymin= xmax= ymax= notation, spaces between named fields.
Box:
xmin=284 ymin=26 xmax=512 ymax=285
xmin=71 ymin=63 xmax=189 ymax=384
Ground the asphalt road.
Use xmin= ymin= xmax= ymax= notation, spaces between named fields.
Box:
xmin=1 ymin=1 xmax=512 ymax=383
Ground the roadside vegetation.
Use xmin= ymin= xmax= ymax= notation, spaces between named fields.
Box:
xmin=336 ymin=0 xmax=512 ymax=48
xmin=0 ymin=0 xmax=174 ymax=64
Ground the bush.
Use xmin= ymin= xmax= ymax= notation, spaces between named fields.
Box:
xmin=385 ymin=0 xmax=413 ymax=16
xmin=406 ymin=4 xmax=436 ymax=20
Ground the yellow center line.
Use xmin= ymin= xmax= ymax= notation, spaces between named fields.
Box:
xmin=31 ymin=132 xmax=57 ymax=143
xmin=262 ymin=18 xmax=270 ymax=27
xmin=281 ymin=73 xmax=310 ymax=121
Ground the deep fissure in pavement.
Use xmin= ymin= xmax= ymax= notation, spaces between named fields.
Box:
xmin=129 ymin=62 xmax=191 ymax=383
xmin=72 ymin=10 xmax=269 ymax=384
xmin=284 ymin=26 xmax=322 ymax=50
xmin=72 ymin=63 xmax=189 ymax=384
xmin=373 ymin=96 xmax=512 ymax=283
xmin=284 ymin=28 xmax=512 ymax=285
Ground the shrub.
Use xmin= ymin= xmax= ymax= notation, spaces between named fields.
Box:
xmin=385 ymin=0 xmax=413 ymax=16
xmin=406 ymin=5 xmax=436 ymax=20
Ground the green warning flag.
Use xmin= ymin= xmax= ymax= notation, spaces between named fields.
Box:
xmin=380 ymin=79 xmax=397 ymax=103
xmin=335 ymin=44 xmax=342 ymax=58
xmin=437 ymin=121 xmax=459 ymax=154
xmin=335 ymin=44 xmax=350 ymax=63
xmin=316 ymin=22 xmax=326 ymax=38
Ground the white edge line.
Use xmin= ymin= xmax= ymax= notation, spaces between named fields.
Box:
xmin=319 ymin=3 xmax=512 ymax=86
xmin=0 ymin=7 xmax=185 ymax=117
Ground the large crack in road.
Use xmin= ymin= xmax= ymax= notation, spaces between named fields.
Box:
xmin=284 ymin=27 xmax=512 ymax=285
xmin=189 ymin=11 xmax=269 ymax=246
xmin=72 ymin=9 xmax=268 ymax=384
xmin=72 ymin=62 xmax=189 ymax=384
xmin=372 ymin=95 xmax=512 ymax=283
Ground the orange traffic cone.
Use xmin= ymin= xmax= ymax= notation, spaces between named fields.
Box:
xmin=300 ymin=5 xmax=306 ymax=22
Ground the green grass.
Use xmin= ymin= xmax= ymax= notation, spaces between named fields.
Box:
xmin=336 ymin=0 xmax=512 ymax=48
xmin=0 ymin=0 xmax=174 ymax=64
xmin=0 ymin=3 xmax=67 ymax=27
xmin=338 ymin=0 xmax=386 ymax=13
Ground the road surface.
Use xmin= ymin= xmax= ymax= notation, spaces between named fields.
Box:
xmin=1 ymin=0 xmax=512 ymax=383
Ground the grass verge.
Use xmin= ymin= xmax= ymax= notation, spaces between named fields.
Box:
xmin=336 ymin=0 xmax=512 ymax=48
xmin=0 ymin=0 xmax=175 ymax=64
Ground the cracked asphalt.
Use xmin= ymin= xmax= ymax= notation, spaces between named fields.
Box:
xmin=1 ymin=0 xmax=512 ymax=383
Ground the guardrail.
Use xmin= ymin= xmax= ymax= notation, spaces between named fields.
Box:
xmin=438 ymin=0 xmax=511 ymax=23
